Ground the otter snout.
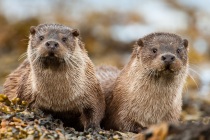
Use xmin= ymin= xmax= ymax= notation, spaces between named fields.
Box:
xmin=161 ymin=54 xmax=176 ymax=64
xmin=160 ymin=54 xmax=178 ymax=71
xmin=45 ymin=41 xmax=59 ymax=50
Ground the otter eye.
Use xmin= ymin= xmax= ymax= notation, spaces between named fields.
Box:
xmin=152 ymin=48 xmax=157 ymax=53
xmin=62 ymin=37 xmax=67 ymax=42
xmin=177 ymin=49 xmax=181 ymax=54
xmin=39 ymin=36 xmax=44 ymax=41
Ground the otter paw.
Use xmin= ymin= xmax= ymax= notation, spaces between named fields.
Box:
xmin=85 ymin=124 xmax=101 ymax=132
xmin=132 ymin=122 xmax=147 ymax=133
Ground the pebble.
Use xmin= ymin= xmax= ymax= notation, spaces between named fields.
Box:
xmin=0 ymin=96 xmax=123 ymax=139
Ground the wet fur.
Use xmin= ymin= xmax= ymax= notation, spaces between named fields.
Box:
xmin=99 ymin=32 xmax=189 ymax=132
xmin=96 ymin=65 xmax=120 ymax=105
xmin=3 ymin=24 xmax=105 ymax=131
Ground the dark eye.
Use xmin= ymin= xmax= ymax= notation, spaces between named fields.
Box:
xmin=62 ymin=37 xmax=67 ymax=42
xmin=152 ymin=48 xmax=157 ymax=53
xmin=39 ymin=36 xmax=44 ymax=41
xmin=177 ymin=49 xmax=181 ymax=54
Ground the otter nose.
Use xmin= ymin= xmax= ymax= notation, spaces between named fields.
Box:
xmin=45 ymin=41 xmax=59 ymax=50
xmin=161 ymin=54 xmax=175 ymax=63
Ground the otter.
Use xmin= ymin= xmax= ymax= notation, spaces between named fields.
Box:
xmin=3 ymin=23 xmax=105 ymax=131
xmin=98 ymin=32 xmax=189 ymax=132
xmin=96 ymin=65 xmax=120 ymax=105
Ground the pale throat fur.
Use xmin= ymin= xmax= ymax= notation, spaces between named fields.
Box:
xmin=115 ymin=56 xmax=188 ymax=126
xmin=28 ymin=35 xmax=90 ymax=111
xmin=110 ymin=33 xmax=189 ymax=127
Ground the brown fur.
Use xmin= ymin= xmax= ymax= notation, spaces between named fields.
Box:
xmin=99 ymin=32 xmax=189 ymax=132
xmin=3 ymin=23 xmax=105 ymax=131
xmin=96 ymin=65 xmax=120 ymax=105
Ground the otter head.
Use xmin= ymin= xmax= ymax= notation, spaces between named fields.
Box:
xmin=134 ymin=32 xmax=189 ymax=77
xmin=28 ymin=23 xmax=82 ymax=69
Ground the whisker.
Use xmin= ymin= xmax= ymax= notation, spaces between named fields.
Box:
xmin=65 ymin=53 xmax=81 ymax=69
xmin=64 ymin=56 xmax=81 ymax=71
xmin=183 ymin=83 xmax=189 ymax=94
xmin=189 ymin=64 xmax=202 ymax=71
xmin=64 ymin=57 xmax=74 ymax=69
xmin=187 ymin=73 xmax=199 ymax=90
xmin=18 ymin=52 xmax=27 ymax=61
xmin=20 ymin=39 xmax=29 ymax=42
xmin=19 ymin=49 xmax=37 ymax=61
xmin=31 ymin=53 xmax=40 ymax=64
xmin=188 ymin=67 xmax=201 ymax=77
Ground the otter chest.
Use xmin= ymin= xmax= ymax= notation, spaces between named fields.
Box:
xmin=33 ymin=72 xmax=87 ymax=112
xmin=139 ymin=99 xmax=170 ymax=125
xmin=131 ymin=88 xmax=176 ymax=126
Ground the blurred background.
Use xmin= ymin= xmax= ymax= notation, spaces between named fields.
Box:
xmin=0 ymin=0 xmax=210 ymax=120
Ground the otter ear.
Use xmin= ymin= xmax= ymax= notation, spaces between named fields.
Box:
xmin=134 ymin=38 xmax=143 ymax=59
xmin=72 ymin=29 xmax=80 ymax=37
xmin=182 ymin=39 xmax=189 ymax=51
xmin=30 ymin=26 xmax=36 ymax=35
xmin=134 ymin=46 xmax=141 ymax=59
xmin=137 ymin=38 xmax=144 ymax=47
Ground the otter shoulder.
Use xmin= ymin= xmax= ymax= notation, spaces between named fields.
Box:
xmin=96 ymin=65 xmax=120 ymax=83
xmin=95 ymin=65 xmax=120 ymax=101
xmin=3 ymin=59 xmax=30 ymax=100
